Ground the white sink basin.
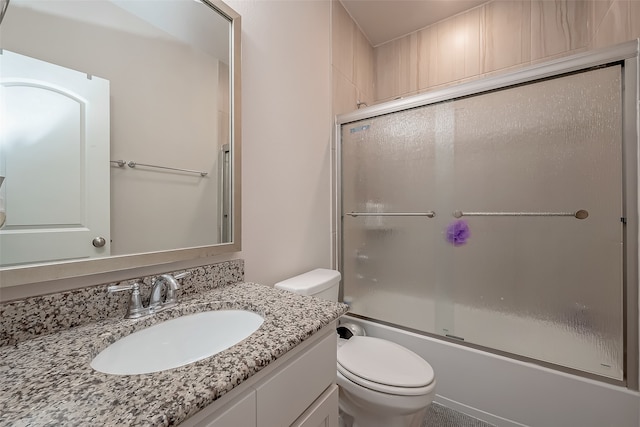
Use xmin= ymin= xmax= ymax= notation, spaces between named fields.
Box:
xmin=91 ymin=309 xmax=264 ymax=375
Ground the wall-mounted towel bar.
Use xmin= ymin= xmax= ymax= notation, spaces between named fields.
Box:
xmin=127 ymin=161 xmax=208 ymax=177
xmin=110 ymin=160 xmax=207 ymax=176
xmin=452 ymin=210 xmax=589 ymax=219
xmin=346 ymin=211 xmax=436 ymax=218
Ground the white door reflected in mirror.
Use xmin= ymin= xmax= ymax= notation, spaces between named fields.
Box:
xmin=0 ymin=50 xmax=110 ymax=266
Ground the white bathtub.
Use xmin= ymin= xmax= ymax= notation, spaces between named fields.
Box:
xmin=340 ymin=315 xmax=640 ymax=427
xmin=347 ymin=290 xmax=622 ymax=379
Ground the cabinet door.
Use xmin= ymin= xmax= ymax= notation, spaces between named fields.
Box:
xmin=256 ymin=333 xmax=336 ymax=427
xmin=199 ymin=390 xmax=256 ymax=427
xmin=292 ymin=384 xmax=339 ymax=427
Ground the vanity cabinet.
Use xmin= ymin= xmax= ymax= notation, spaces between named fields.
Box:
xmin=182 ymin=324 xmax=338 ymax=427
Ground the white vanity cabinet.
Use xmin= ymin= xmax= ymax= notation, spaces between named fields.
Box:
xmin=182 ymin=323 xmax=338 ymax=427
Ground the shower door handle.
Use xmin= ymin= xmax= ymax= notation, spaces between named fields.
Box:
xmin=452 ymin=210 xmax=589 ymax=219
xmin=345 ymin=211 xmax=436 ymax=218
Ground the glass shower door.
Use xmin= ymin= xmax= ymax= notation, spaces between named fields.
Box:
xmin=340 ymin=64 xmax=624 ymax=380
xmin=445 ymin=65 xmax=624 ymax=379
xmin=341 ymin=106 xmax=442 ymax=332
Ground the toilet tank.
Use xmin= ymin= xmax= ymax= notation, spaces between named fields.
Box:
xmin=274 ymin=269 xmax=341 ymax=302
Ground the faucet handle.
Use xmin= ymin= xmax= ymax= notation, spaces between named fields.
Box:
xmin=107 ymin=282 xmax=139 ymax=293
xmin=173 ymin=271 xmax=191 ymax=280
xmin=108 ymin=282 xmax=147 ymax=318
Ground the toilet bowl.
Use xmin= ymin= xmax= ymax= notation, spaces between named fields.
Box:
xmin=275 ymin=269 xmax=436 ymax=427
xmin=336 ymin=335 xmax=436 ymax=427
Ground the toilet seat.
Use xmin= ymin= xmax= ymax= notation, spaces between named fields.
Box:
xmin=337 ymin=336 xmax=434 ymax=396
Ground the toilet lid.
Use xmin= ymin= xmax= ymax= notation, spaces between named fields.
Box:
xmin=337 ymin=336 xmax=434 ymax=389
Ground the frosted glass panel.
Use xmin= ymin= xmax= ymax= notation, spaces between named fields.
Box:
xmin=447 ymin=66 xmax=623 ymax=379
xmin=340 ymin=65 xmax=624 ymax=380
xmin=341 ymin=107 xmax=440 ymax=332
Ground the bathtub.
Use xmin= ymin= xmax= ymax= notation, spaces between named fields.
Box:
xmin=339 ymin=315 xmax=640 ymax=427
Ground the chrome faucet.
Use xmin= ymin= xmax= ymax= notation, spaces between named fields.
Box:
xmin=108 ymin=271 xmax=190 ymax=318
xmin=149 ymin=272 xmax=188 ymax=309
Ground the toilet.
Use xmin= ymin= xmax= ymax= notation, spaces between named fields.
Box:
xmin=275 ymin=269 xmax=436 ymax=427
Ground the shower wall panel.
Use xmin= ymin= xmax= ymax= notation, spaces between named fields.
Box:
xmin=341 ymin=65 xmax=624 ymax=380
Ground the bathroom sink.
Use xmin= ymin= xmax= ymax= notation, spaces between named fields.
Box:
xmin=91 ymin=309 xmax=264 ymax=375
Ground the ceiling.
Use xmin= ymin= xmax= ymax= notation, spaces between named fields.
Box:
xmin=340 ymin=0 xmax=488 ymax=47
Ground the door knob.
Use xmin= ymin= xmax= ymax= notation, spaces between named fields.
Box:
xmin=92 ymin=236 xmax=106 ymax=247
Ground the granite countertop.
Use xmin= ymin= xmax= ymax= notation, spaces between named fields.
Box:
xmin=0 ymin=282 xmax=348 ymax=426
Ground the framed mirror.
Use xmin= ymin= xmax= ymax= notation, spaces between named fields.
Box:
xmin=0 ymin=0 xmax=241 ymax=288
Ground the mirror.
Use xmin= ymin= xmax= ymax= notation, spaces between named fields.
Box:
xmin=0 ymin=0 xmax=241 ymax=288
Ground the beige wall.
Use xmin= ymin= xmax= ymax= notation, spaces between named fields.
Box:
xmin=226 ymin=0 xmax=333 ymax=286
xmin=372 ymin=0 xmax=640 ymax=103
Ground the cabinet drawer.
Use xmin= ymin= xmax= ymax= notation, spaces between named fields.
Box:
xmin=256 ymin=332 xmax=336 ymax=427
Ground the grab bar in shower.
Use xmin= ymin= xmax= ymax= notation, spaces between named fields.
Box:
xmin=346 ymin=211 xmax=436 ymax=218
xmin=452 ymin=210 xmax=589 ymax=219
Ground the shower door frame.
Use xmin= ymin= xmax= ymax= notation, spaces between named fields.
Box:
xmin=334 ymin=40 xmax=640 ymax=389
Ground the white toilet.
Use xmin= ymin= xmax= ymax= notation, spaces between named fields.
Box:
xmin=275 ymin=269 xmax=436 ymax=427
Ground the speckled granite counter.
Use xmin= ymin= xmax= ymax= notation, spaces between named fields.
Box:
xmin=0 ymin=282 xmax=348 ymax=426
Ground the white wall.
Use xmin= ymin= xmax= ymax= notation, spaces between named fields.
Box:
xmin=226 ymin=0 xmax=333 ymax=286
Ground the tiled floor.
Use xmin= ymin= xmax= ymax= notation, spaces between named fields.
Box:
xmin=423 ymin=403 xmax=495 ymax=427
xmin=340 ymin=402 xmax=495 ymax=427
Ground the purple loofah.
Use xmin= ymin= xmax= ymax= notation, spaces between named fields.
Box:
xmin=446 ymin=220 xmax=470 ymax=246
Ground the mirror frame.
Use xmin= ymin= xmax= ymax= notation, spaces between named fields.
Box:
xmin=0 ymin=0 xmax=241 ymax=289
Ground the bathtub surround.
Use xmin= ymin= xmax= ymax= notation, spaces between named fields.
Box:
xmin=0 ymin=260 xmax=348 ymax=426
xmin=331 ymin=0 xmax=640 ymax=114
xmin=0 ymin=259 xmax=244 ymax=347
